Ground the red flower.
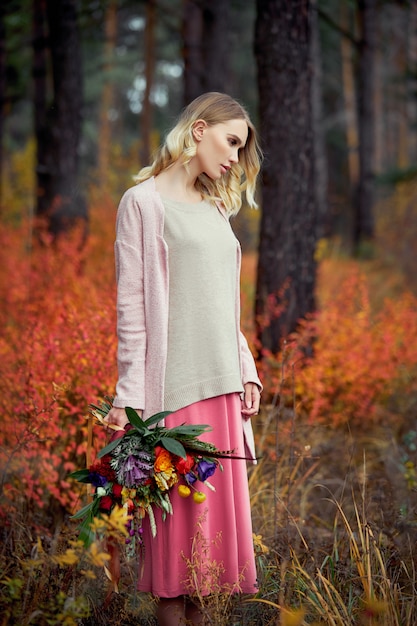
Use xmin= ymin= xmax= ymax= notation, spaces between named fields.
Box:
xmin=110 ymin=429 xmax=125 ymax=443
xmin=99 ymin=495 xmax=113 ymax=512
xmin=174 ymin=453 xmax=195 ymax=475
xmin=112 ymin=484 xmax=123 ymax=498
xmin=89 ymin=455 xmax=116 ymax=482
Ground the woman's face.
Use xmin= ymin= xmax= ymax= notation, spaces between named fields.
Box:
xmin=193 ymin=118 xmax=249 ymax=180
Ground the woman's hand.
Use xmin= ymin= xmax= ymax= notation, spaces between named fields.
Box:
xmin=104 ymin=406 xmax=143 ymax=429
xmin=241 ymin=382 xmax=261 ymax=417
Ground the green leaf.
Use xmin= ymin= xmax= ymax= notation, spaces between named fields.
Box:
xmin=126 ymin=407 xmax=145 ymax=431
xmin=168 ymin=424 xmax=212 ymax=438
xmin=69 ymin=469 xmax=91 ymax=482
xmin=143 ymin=411 xmax=172 ymax=428
xmin=159 ymin=437 xmax=186 ymax=458
xmin=98 ymin=436 xmax=123 ymax=458
xmin=79 ymin=522 xmax=95 ymax=547
xmin=76 ymin=503 xmax=100 ymax=546
xmin=71 ymin=500 xmax=95 ymax=520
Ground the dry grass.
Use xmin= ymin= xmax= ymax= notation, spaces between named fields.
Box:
xmin=2 ymin=384 xmax=417 ymax=625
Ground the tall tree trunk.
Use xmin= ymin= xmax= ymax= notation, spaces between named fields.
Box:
xmin=182 ymin=0 xmax=204 ymax=103
xmin=33 ymin=0 xmax=48 ymax=220
xmin=140 ymin=0 xmax=156 ymax=167
xmin=98 ymin=0 xmax=117 ymax=189
xmin=354 ymin=0 xmax=376 ymax=251
xmin=0 ymin=2 xmax=6 ymax=213
xmin=35 ymin=0 xmax=86 ymax=236
xmin=394 ymin=5 xmax=408 ymax=171
xmin=311 ymin=0 xmax=328 ymax=239
xmin=373 ymin=18 xmax=383 ymax=175
xmin=201 ymin=0 xmax=230 ymax=92
xmin=340 ymin=2 xmax=359 ymax=195
xmin=407 ymin=2 xmax=417 ymax=165
xmin=255 ymin=0 xmax=317 ymax=354
xmin=182 ymin=0 xmax=230 ymax=105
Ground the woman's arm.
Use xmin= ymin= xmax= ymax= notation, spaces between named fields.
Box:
xmin=239 ymin=331 xmax=262 ymax=416
xmin=112 ymin=190 xmax=147 ymax=412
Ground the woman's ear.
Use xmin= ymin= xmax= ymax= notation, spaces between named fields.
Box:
xmin=192 ymin=119 xmax=207 ymax=142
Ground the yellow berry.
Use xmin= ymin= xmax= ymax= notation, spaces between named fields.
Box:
xmin=193 ymin=491 xmax=206 ymax=504
xmin=178 ymin=485 xmax=191 ymax=498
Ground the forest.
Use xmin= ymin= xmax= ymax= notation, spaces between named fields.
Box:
xmin=1 ymin=0 xmax=417 ymax=624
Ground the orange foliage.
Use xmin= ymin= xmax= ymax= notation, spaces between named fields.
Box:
xmin=284 ymin=270 xmax=417 ymax=426
xmin=1 ymin=206 xmax=417 ymax=530
xmin=0 ymin=212 xmax=117 ymax=525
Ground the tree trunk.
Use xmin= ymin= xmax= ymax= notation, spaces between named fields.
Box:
xmin=0 ymin=2 xmax=6 ymax=212
xmin=354 ymin=0 xmax=376 ymax=250
xmin=255 ymin=0 xmax=317 ymax=354
xmin=201 ymin=0 xmax=230 ymax=92
xmin=311 ymin=0 xmax=328 ymax=239
xmin=394 ymin=5 xmax=409 ymax=171
xmin=407 ymin=2 xmax=417 ymax=165
xmin=33 ymin=0 xmax=48 ymax=220
xmin=140 ymin=0 xmax=156 ymax=167
xmin=340 ymin=2 xmax=359 ymax=194
xmin=35 ymin=0 xmax=86 ymax=236
xmin=97 ymin=0 xmax=117 ymax=188
xmin=182 ymin=0 xmax=204 ymax=103
xmin=182 ymin=0 xmax=230 ymax=104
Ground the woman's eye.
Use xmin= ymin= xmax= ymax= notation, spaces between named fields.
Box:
xmin=228 ymin=138 xmax=237 ymax=146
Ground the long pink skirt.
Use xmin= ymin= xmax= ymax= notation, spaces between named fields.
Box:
xmin=137 ymin=393 xmax=257 ymax=598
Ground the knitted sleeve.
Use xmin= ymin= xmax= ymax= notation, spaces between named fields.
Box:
xmin=113 ymin=189 xmax=147 ymax=409
xmin=239 ymin=331 xmax=262 ymax=391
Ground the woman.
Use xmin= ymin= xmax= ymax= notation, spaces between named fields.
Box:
xmin=105 ymin=92 xmax=262 ymax=625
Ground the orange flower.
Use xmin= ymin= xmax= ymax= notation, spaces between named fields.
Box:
xmin=154 ymin=447 xmax=174 ymax=473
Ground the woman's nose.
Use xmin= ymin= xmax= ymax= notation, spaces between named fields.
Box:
xmin=230 ymin=149 xmax=239 ymax=164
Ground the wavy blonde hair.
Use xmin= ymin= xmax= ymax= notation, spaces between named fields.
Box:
xmin=135 ymin=92 xmax=262 ymax=215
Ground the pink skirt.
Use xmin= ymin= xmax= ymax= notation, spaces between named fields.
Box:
xmin=137 ymin=393 xmax=257 ymax=597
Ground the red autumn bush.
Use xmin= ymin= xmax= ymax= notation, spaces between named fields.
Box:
xmin=285 ymin=270 xmax=417 ymax=427
xmin=0 ymin=214 xmax=118 ymax=525
xmin=1 ymin=206 xmax=417 ymax=530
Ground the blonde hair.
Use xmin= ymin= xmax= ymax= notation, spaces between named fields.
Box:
xmin=135 ymin=92 xmax=262 ymax=215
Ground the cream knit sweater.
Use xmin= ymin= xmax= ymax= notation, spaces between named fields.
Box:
xmin=162 ymin=197 xmax=243 ymax=411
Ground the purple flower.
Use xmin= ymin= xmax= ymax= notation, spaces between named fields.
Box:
xmin=119 ymin=454 xmax=153 ymax=488
xmin=88 ymin=472 xmax=108 ymax=488
xmin=197 ymin=460 xmax=217 ymax=482
xmin=185 ymin=471 xmax=197 ymax=485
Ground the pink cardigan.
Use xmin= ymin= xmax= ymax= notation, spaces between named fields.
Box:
xmin=113 ymin=177 xmax=261 ymax=460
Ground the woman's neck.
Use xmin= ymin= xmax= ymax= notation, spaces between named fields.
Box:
xmin=154 ymin=160 xmax=203 ymax=203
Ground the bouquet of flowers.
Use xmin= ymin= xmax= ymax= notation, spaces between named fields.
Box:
xmin=70 ymin=398 xmax=233 ymax=550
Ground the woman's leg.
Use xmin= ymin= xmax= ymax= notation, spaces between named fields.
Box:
xmin=156 ymin=596 xmax=185 ymax=626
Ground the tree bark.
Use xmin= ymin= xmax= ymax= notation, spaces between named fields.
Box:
xmin=0 ymin=2 xmax=6 ymax=212
xmin=340 ymin=2 xmax=359 ymax=194
xmin=311 ymin=0 xmax=328 ymax=239
xmin=182 ymin=0 xmax=204 ymax=103
xmin=201 ymin=0 xmax=230 ymax=92
xmin=255 ymin=0 xmax=317 ymax=354
xmin=354 ymin=0 xmax=376 ymax=250
xmin=140 ymin=0 xmax=156 ymax=167
xmin=98 ymin=0 xmax=117 ymax=188
xmin=33 ymin=0 xmax=48 ymax=220
xmin=182 ymin=0 xmax=230 ymax=104
xmin=35 ymin=0 xmax=86 ymax=236
xmin=407 ymin=2 xmax=417 ymax=165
